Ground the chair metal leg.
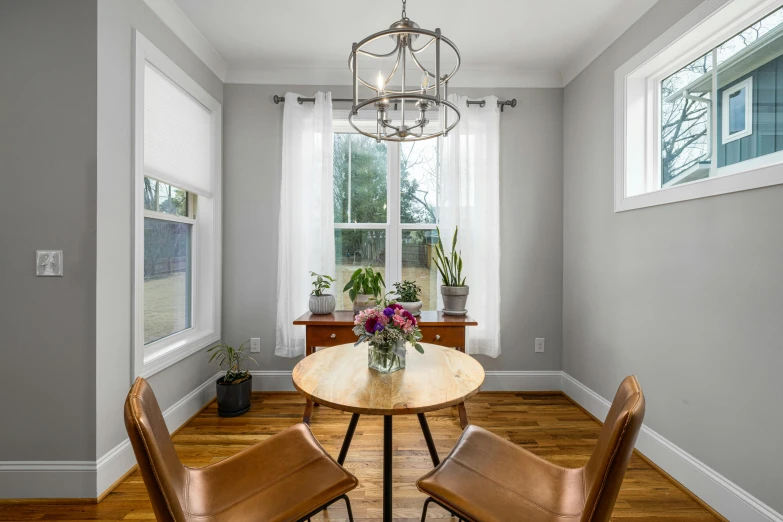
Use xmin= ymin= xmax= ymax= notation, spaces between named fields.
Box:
xmin=344 ymin=494 xmax=355 ymax=522
xmin=420 ymin=496 xmax=468 ymax=521
xmin=420 ymin=497 xmax=434 ymax=521
xmin=296 ymin=494 xmax=355 ymax=522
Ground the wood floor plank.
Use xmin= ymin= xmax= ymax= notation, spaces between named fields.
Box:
xmin=0 ymin=392 xmax=721 ymax=521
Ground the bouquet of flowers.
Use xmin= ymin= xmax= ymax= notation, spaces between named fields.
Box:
xmin=353 ymin=304 xmax=424 ymax=372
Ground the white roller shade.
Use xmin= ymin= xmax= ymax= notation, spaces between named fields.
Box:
xmin=144 ymin=62 xmax=213 ymax=197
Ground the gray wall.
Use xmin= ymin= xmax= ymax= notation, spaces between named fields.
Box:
xmin=0 ymin=0 xmax=97 ymax=465
xmin=96 ymin=0 xmax=223 ymax=458
xmin=223 ymin=84 xmax=563 ymax=375
xmin=563 ymin=0 xmax=783 ymax=513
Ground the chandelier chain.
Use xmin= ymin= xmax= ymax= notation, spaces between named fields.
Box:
xmin=402 ymin=0 xmax=406 ymax=19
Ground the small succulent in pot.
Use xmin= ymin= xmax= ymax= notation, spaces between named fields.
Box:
xmin=309 ymin=271 xmax=336 ymax=314
xmin=433 ymin=226 xmax=469 ymax=315
xmin=208 ymin=341 xmax=258 ymax=417
xmin=343 ymin=266 xmax=385 ymax=313
xmin=392 ymin=280 xmax=423 ymax=316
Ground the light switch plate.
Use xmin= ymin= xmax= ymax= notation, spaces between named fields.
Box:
xmin=250 ymin=338 xmax=261 ymax=353
xmin=36 ymin=250 xmax=63 ymax=276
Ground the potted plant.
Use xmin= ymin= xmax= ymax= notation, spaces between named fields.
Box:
xmin=343 ymin=266 xmax=385 ymax=313
xmin=393 ymin=280 xmax=423 ymax=316
xmin=433 ymin=226 xmax=469 ymax=315
xmin=309 ymin=271 xmax=336 ymax=314
xmin=208 ymin=341 xmax=258 ymax=417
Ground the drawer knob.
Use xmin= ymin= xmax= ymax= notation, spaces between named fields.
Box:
xmin=330 ymin=333 xmax=336 ymax=339
xmin=435 ymin=334 xmax=441 ymax=341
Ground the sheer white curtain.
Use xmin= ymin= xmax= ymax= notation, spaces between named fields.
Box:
xmin=275 ymin=92 xmax=335 ymax=357
xmin=439 ymin=94 xmax=501 ymax=357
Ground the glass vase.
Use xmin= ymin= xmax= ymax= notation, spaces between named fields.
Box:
xmin=368 ymin=342 xmax=406 ymax=373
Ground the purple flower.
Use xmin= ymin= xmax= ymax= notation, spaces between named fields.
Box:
xmin=383 ymin=307 xmax=394 ymax=317
xmin=374 ymin=322 xmax=385 ymax=333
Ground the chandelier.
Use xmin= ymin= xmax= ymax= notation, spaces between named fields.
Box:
xmin=348 ymin=0 xmax=461 ymax=142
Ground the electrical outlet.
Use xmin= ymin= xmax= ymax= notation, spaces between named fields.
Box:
xmin=250 ymin=338 xmax=261 ymax=353
xmin=535 ymin=338 xmax=545 ymax=353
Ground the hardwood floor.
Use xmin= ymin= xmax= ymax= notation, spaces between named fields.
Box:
xmin=0 ymin=392 xmax=721 ymax=521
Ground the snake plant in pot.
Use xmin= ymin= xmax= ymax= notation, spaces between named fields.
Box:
xmin=433 ymin=226 xmax=469 ymax=315
xmin=208 ymin=341 xmax=258 ymax=417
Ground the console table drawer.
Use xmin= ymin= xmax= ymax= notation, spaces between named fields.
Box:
xmin=419 ymin=326 xmax=465 ymax=347
xmin=306 ymin=326 xmax=356 ymax=347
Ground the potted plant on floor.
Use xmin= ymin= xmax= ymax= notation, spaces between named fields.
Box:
xmin=208 ymin=341 xmax=258 ymax=417
xmin=343 ymin=266 xmax=385 ymax=313
xmin=392 ymin=280 xmax=423 ymax=316
xmin=433 ymin=226 xmax=469 ymax=315
xmin=309 ymin=271 xmax=336 ymax=314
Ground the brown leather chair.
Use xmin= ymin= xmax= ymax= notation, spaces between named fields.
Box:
xmin=124 ymin=377 xmax=358 ymax=522
xmin=417 ymin=375 xmax=646 ymax=522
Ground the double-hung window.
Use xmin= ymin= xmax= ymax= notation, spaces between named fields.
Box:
xmin=332 ymin=118 xmax=441 ymax=310
xmin=616 ymin=0 xmax=783 ymax=210
xmin=133 ymin=32 xmax=222 ymax=378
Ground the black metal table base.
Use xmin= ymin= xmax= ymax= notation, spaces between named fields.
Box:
xmin=336 ymin=412 xmax=440 ymax=522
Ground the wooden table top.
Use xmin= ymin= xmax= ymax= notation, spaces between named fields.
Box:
xmin=293 ymin=310 xmax=477 ymax=326
xmin=292 ymin=342 xmax=485 ymax=415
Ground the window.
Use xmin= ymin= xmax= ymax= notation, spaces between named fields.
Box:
xmin=332 ymin=129 xmax=440 ymax=310
xmin=616 ymin=0 xmax=783 ymax=211
xmin=133 ymin=32 xmax=222 ymax=378
xmin=722 ymin=77 xmax=753 ymax=143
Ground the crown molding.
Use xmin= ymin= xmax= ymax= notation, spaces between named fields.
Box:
xmin=225 ymin=66 xmax=563 ymax=88
xmin=561 ymin=0 xmax=660 ymax=86
xmin=142 ymin=0 xmax=229 ymax=82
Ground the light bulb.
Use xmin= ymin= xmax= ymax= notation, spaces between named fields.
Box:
xmin=420 ymin=73 xmax=429 ymax=92
xmin=376 ymin=71 xmax=385 ymax=93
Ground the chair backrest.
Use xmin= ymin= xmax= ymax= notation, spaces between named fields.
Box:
xmin=581 ymin=375 xmax=646 ymax=522
xmin=124 ymin=377 xmax=188 ymax=522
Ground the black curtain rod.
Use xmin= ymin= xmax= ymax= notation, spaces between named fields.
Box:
xmin=272 ymin=94 xmax=517 ymax=112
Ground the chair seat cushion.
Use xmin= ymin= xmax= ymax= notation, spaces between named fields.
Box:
xmin=417 ymin=425 xmax=585 ymax=522
xmin=184 ymin=423 xmax=357 ymax=522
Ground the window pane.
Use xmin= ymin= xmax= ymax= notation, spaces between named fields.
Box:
xmin=333 ymin=134 xmax=387 ymax=224
xmin=144 ymin=177 xmax=189 ymax=216
xmin=334 ymin=229 xmax=386 ymax=310
xmin=401 ymin=229 xmax=439 ymax=310
xmin=400 ymin=140 xmax=439 ymax=224
xmin=728 ymin=88 xmax=746 ymax=134
xmin=717 ymin=9 xmax=783 ymax=168
xmin=660 ymin=52 xmax=712 ymax=186
xmin=144 ymin=218 xmax=191 ymax=344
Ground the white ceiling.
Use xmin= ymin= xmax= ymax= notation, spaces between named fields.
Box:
xmin=147 ymin=0 xmax=660 ymax=87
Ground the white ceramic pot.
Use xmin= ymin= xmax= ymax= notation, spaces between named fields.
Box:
xmin=441 ymin=285 xmax=469 ymax=314
xmin=353 ymin=293 xmax=374 ymax=313
xmin=397 ymin=300 xmax=423 ymax=316
xmin=309 ymin=294 xmax=336 ymax=315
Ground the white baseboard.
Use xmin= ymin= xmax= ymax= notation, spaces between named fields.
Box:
xmin=249 ymin=370 xmax=296 ymax=391
xmin=482 ymin=370 xmax=562 ymax=391
xmin=0 ymin=372 xmax=221 ymax=500
xmin=561 ymin=372 xmax=783 ymax=522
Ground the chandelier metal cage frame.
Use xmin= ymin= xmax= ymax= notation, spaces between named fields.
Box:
xmin=348 ymin=0 xmax=461 ymax=142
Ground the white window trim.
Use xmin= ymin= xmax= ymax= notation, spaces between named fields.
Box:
xmin=132 ymin=31 xmax=222 ymax=379
xmin=332 ymin=110 xmax=438 ymax=290
xmin=722 ymin=76 xmax=753 ymax=144
xmin=615 ymin=0 xmax=783 ymax=212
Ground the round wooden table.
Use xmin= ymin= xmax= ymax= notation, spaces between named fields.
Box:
xmin=292 ymin=342 xmax=485 ymax=522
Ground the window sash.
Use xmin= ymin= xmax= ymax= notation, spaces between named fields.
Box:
xmin=334 ymin=131 xmax=439 ymax=296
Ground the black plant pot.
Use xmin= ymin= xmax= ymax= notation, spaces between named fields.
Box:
xmin=216 ymin=374 xmax=252 ymax=417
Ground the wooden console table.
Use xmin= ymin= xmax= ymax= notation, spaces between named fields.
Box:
xmin=293 ymin=310 xmax=478 ymax=427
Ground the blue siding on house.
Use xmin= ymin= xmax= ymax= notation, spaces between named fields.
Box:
xmin=718 ymin=54 xmax=783 ymax=166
